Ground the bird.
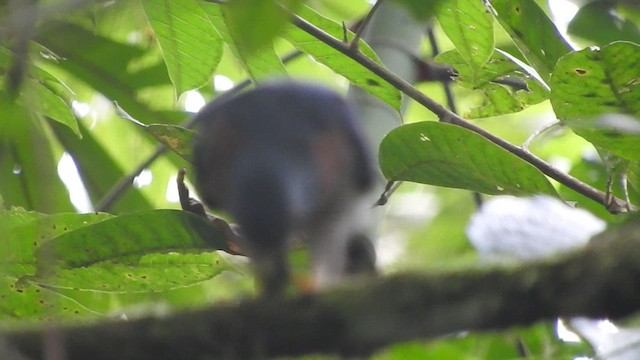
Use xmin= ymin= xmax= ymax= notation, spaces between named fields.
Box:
xmin=192 ymin=81 xmax=375 ymax=296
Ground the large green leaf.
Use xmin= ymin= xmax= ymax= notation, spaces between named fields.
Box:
xmin=436 ymin=0 xmax=494 ymax=68
xmin=550 ymin=42 xmax=640 ymax=161
xmin=33 ymin=210 xmax=234 ymax=292
xmin=379 ymin=122 xmax=557 ymax=196
xmin=282 ymin=6 xmax=402 ymax=111
xmin=37 ymin=252 xmax=232 ymax=293
xmin=0 ymin=211 xmax=113 ymax=323
xmin=2 ymin=211 xmax=113 ymax=276
xmin=489 ymin=0 xmax=572 ymax=82
xmin=142 ymin=0 xmax=223 ymax=95
xmin=436 ymin=50 xmax=548 ymax=118
xmin=35 ymin=210 xmax=231 ymax=271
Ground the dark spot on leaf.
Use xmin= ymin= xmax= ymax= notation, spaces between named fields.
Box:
xmin=35 ymin=289 xmax=40 ymax=293
xmin=16 ymin=289 xmax=23 ymax=293
xmin=74 ymin=310 xmax=80 ymax=314
xmin=583 ymin=92 xmax=597 ymax=98
xmin=52 ymin=224 xmax=57 ymax=229
xmin=575 ymin=68 xmax=587 ymax=75
xmin=33 ymin=242 xmax=38 ymax=247
xmin=603 ymin=101 xmax=618 ymax=107
xmin=141 ymin=275 xmax=148 ymax=279
xmin=366 ymin=79 xmax=380 ymax=86
xmin=39 ymin=300 xmax=45 ymax=304
xmin=63 ymin=227 xmax=68 ymax=231
xmin=63 ymin=307 xmax=68 ymax=310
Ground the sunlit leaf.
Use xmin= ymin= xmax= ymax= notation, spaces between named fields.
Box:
xmin=142 ymin=0 xmax=223 ymax=95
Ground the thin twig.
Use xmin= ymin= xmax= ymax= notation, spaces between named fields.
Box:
xmin=290 ymin=14 xmax=629 ymax=212
xmin=426 ymin=26 xmax=457 ymax=114
xmin=350 ymin=0 xmax=383 ymax=50
xmin=94 ymin=51 xmax=304 ymax=212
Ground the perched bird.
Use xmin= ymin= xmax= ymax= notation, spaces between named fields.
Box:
xmin=192 ymin=81 xmax=375 ymax=296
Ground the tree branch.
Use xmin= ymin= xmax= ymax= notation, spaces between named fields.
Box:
xmin=289 ymin=14 xmax=630 ymax=213
xmin=5 ymin=220 xmax=640 ymax=359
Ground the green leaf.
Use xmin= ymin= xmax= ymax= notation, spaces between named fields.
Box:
xmin=37 ymin=252 xmax=232 ymax=293
xmin=283 ymin=6 xmax=402 ymax=111
xmin=1 ymin=211 xmax=113 ymax=277
xmin=32 ymin=210 xmax=235 ymax=293
xmin=388 ymin=0 xmax=448 ymax=20
xmin=0 ymin=277 xmax=103 ymax=325
xmin=436 ymin=50 xmax=548 ymax=118
xmin=0 ymin=95 xmax=73 ymax=213
xmin=550 ymin=42 xmax=640 ymax=161
xmin=379 ymin=122 xmax=557 ymax=196
xmin=116 ymin=102 xmax=194 ymax=162
xmin=202 ymin=3 xmax=286 ymax=80
xmin=223 ymin=0 xmax=303 ymax=55
xmin=36 ymin=210 xmax=231 ymax=271
xmin=489 ymin=0 xmax=572 ymax=82
xmin=436 ymin=0 xmax=494 ymax=68
xmin=568 ymin=2 xmax=640 ymax=46
xmin=142 ymin=0 xmax=223 ymax=95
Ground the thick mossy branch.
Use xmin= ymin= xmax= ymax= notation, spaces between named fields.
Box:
xmin=5 ymin=221 xmax=640 ymax=359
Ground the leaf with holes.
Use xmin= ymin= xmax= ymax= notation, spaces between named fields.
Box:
xmin=37 ymin=252 xmax=233 ymax=293
xmin=32 ymin=210 xmax=236 ymax=293
xmin=379 ymin=122 xmax=557 ymax=196
xmin=436 ymin=50 xmax=548 ymax=118
xmin=550 ymin=42 xmax=640 ymax=161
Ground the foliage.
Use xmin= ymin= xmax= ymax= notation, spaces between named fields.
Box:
xmin=1 ymin=0 xmax=639 ymax=358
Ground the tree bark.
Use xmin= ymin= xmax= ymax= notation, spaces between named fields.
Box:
xmin=5 ymin=219 xmax=640 ymax=359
